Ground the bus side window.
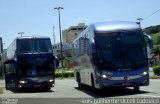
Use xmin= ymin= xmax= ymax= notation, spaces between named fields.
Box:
xmin=4 ymin=62 xmax=16 ymax=76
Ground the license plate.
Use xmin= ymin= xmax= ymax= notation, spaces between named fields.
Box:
xmin=34 ymin=85 xmax=40 ymax=87
xmin=122 ymin=82 xmax=130 ymax=86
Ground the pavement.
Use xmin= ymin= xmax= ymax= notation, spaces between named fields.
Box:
xmin=149 ymin=67 xmax=154 ymax=77
xmin=0 ymin=78 xmax=160 ymax=104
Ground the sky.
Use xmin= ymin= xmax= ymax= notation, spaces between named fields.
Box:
xmin=0 ymin=0 xmax=160 ymax=48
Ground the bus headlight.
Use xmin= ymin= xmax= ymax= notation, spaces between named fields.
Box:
xmin=142 ymin=71 xmax=148 ymax=76
xmin=19 ymin=80 xmax=27 ymax=84
xmin=143 ymin=71 xmax=148 ymax=75
xmin=101 ymin=71 xmax=113 ymax=78
xmin=48 ymin=79 xmax=54 ymax=83
xmin=102 ymin=74 xmax=112 ymax=78
xmin=96 ymin=71 xmax=112 ymax=78
xmin=102 ymin=74 xmax=107 ymax=78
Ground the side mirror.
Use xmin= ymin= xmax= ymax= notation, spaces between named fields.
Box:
xmin=144 ymin=34 xmax=153 ymax=49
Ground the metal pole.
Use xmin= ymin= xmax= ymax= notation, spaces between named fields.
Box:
xmin=54 ymin=7 xmax=64 ymax=78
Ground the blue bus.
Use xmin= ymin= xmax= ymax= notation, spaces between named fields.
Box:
xmin=73 ymin=21 xmax=153 ymax=92
xmin=4 ymin=36 xmax=55 ymax=91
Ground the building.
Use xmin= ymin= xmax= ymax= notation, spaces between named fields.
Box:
xmin=53 ymin=43 xmax=72 ymax=57
xmin=53 ymin=23 xmax=87 ymax=56
xmin=62 ymin=23 xmax=87 ymax=43
xmin=53 ymin=23 xmax=87 ymax=68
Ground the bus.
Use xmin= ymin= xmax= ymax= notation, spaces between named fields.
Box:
xmin=73 ymin=21 xmax=153 ymax=92
xmin=4 ymin=36 xmax=55 ymax=91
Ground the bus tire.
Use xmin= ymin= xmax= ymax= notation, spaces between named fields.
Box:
xmin=91 ymin=74 xmax=95 ymax=89
xmin=77 ymin=72 xmax=83 ymax=89
xmin=42 ymin=86 xmax=51 ymax=92
xmin=91 ymin=74 xmax=103 ymax=94
xmin=134 ymin=86 xmax=140 ymax=92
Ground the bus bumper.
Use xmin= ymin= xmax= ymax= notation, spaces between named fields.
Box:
xmin=18 ymin=80 xmax=55 ymax=89
xmin=97 ymin=75 xmax=149 ymax=89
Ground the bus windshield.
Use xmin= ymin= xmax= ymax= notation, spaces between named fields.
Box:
xmin=95 ymin=30 xmax=147 ymax=70
xmin=18 ymin=58 xmax=53 ymax=77
xmin=17 ymin=38 xmax=52 ymax=53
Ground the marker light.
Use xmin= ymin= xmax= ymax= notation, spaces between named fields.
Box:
xmin=52 ymin=84 xmax=55 ymax=87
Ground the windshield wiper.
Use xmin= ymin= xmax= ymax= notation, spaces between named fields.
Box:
xmin=124 ymin=49 xmax=137 ymax=68
xmin=20 ymin=51 xmax=31 ymax=53
xmin=113 ymin=53 xmax=124 ymax=68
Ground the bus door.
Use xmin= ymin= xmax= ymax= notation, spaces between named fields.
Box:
xmin=4 ymin=60 xmax=18 ymax=90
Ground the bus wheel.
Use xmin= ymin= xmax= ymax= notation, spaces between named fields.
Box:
xmin=91 ymin=74 xmax=95 ymax=89
xmin=134 ymin=86 xmax=140 ymax=92
xmin=77 ymin=73 xmax=82 ymax=89
xmin=91 ymin=74 xmax=103 ymax=94
xmin=42 ymin=87 xmax=51 ymax=92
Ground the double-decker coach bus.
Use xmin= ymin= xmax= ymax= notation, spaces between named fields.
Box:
xmin=73 ymin=21 xmax=153 ymax=92
xmin=4 ymin=36 xmax=55 ymax=91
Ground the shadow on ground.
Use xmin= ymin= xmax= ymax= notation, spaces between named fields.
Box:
xmin=75 ymin=85 xmax=151 ymax=98
xmin=8 ymin=88 xmax=54 ymax=93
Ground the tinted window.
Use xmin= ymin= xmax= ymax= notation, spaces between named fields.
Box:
xmin=95 ymin=30 xmax=147 ymax=70
xmin=17 ymin=38 xmax=52 ymax=53
xmin=17 ymin=39 xmax=33 ymax=53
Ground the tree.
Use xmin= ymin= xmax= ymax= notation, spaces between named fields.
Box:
xmin=157 ymin=34 xmax=160 ymax=44
xmin=151 ymin=46 xmax=160 ymax=61
xmin=63 ymin=57 xmax=72 ymax=69
xmin=151 ymin=33 xmax=160 ymax=45
xmin=144 ymin=25 xmax=160 ymax=34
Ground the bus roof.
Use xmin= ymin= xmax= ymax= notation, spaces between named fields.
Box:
xmin=73 ymin=21 xmax=142 ymax=43
xmin=16 ymin=36 xmax=50 ymax=39
xmin=90 ymin=21 xmax=141 ymax=32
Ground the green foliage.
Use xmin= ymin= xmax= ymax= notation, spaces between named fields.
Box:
xmin=151 ymin=46 xmax=160 ymax=56
xmin=0 ymin=76 xmax=3 ymax=79
xmin=55 ymin=71 xmax=74 ymax=78
xmin=0 ymin=87 xmax=3 ymax=94
xmin=63 ymin=57 xmax=73 ymax=69
xmin=151 ymin=33 xmax=160 ymax=45
xmin=55 ymin=72 xmax=62 ymax=78
xmin=144 ymin=25 xmax=160 ymax=34
xmin=152 ymin=65 xmax=160 ymax=76
xmin=64 ymin=57 xmax=71 ymax=62
xmin=150 ymin=75 xmax=160 ymax=79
